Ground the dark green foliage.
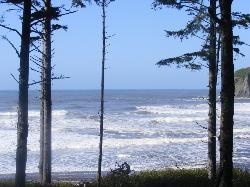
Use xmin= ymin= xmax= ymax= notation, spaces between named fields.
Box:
xmin=71 ymin=0 xmax=112 ymax=8
xmin=154 ymin=0 xmax=211 ymax=70
xmin=233 ymin=169 xmax=250 ymax=187
xmin=157 ymin=50 xmax=208 ymax=70
xmin=52 ymin=24 xmax=68 ymax=32
xmin=235 ymin=67 xmax=250 ymax=78
xmin=164 ymin=5 xmax=208 ymax=41
xmin=100 ymin=169 xmax=210 ymax=187
xmin=103 ymin=162 xmax=132 ymax=187
xmin=154 ymin=0 xmax=250 ymax=69
xmin=1 ymin=0 xmax=40 ymax=5
xmin=72 ymin=0 xmax=89 ymax=7
xmin=153 ymin=0 xmax=201 ymax=10
xmin=4 ymin=0 xmax=23 ymax=4
xmin=1 ymin=169 xmax=249 ymax=187
xmin=31 ymin=7 xmax=61 ymax=22
xmin=232 ymin=12 xmax=250 ymax=29
xmin=88 ymin=169 xmax=250 ymax=187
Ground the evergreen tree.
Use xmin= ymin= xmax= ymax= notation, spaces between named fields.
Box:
xmin=153 ymin=0 xmax=250 ymax=184
xmin=98 ymin=1 xmax=106 ymax=185
xmin=208 ymin=0 xmax=217 ymax=181
xmin=154 ymin=0 xmax=219 ymax=182
xmin=218 ymin=0 xmax=234 ymax=186
xmin=33 ymin=1 xmax=75 ymax=184
xmin=74 ymin=1 xmax=114 ymax=186
xmin=0 ymin=0 xmax=33 ymax=186
xmin=42 ymin=0 xmax=52 ymax=184
xmin=16 ymin=1 xmax=32 ymax=186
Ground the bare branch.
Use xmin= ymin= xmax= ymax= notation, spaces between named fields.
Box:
xmin=0 ymin=23 xmax=21 ymax=37
xmin=30 ymin=67 xmax=41 ymax=74
xmin=1 ymin=35 xmax=20 ymax=57
xmin=196 ymin=121 xmax=208 ymax=130
xmin=28 ymin=75 xmax=70 ymax=86
xmin=10 ymin=73 xmax=19 ymax=84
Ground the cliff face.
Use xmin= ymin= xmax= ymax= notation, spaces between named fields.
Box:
xmin=235 ymin=68 xmax=250 ymax=98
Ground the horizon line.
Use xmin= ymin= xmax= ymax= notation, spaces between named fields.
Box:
xmin=0 ymin=88 xmax=212 ymax=91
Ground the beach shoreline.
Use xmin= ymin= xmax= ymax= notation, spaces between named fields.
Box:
xmin=0 ymin=171 xmax=104 ymax=183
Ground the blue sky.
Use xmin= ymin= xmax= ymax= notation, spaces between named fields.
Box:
xmin=0 ymin=0 xmax=249 ymax=90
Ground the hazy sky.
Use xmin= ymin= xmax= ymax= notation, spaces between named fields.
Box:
xmin=0 ymin=0 xmax=249 ymax=90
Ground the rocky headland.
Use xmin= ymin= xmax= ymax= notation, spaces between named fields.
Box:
xmin=235 ymin=67 xmax=250 ymax=97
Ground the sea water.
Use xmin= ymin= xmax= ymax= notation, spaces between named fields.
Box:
xmin=0 ymin=90 xmax=249 ymax=174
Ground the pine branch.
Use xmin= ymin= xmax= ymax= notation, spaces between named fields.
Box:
xmin=156 ymin=50 xmax=208 ymax=70
xmin=29 ymin=75 xmax=70 ymax=86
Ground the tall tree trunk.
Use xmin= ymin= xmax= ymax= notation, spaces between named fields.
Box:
xmin=39 ymin=37 xmax=46 ymax=183
xmin=15 ymin=0 xmax=32 ymax=187
xmin=219 ymin=0 xmax=234 ymax=186
xmin=208 ymin=0 xmax=217 ymax=182
xmin=98 ymin=1 xmax=106 ymax=187
xmin=42 ymin=0 xmax=52 ymax=184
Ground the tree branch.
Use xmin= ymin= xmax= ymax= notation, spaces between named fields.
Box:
xmin=0 ymin=23 xmax=22 ymax=37
xmin=1 ymin=35 xmax=20 ymax=57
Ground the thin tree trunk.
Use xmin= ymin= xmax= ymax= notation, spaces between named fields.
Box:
xmin=42 ymin=0 xmax=52 ymax=184
xmin=15 ymin=0 xmax=32 ymax=187
xmin=208 ymin=0 xmax=217 ymax=182
xmin=39 ymin=35 xmax=46 ymax=183
xmin=219 ymin=0 xmax=234 ymax=186
xmin=216 ymin=32 xmax=221 ymax=77
xmin=39 ymin=85 xmax=44 ymax=183
xmin=98 ymin=1 xmax=106 ymax=187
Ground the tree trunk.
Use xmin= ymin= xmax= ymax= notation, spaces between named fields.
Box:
xmin=98 ymin=1 xmax=106 ymax=187
xmin=39 ymin=34 xmax=46 ymax=183
xmin=42 ymin=0 xmax=52 ymax=184
xmin=208 ymin=0 xmax=217 ymax=182
xmin=219 ymin=0 xmax=234 ymax=186
xmin=15 ymin=0 xmax=32 ymax=187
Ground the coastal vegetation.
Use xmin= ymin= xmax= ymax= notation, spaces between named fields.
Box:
xmin=1 ymin=169 xmax=250 ymax=187
xmin=235 ymin=67 xmax=250 ymax=78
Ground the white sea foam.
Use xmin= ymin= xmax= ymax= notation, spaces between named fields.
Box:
xmin=235 ymin=103 xmax=250 ymax=113
xmin=55 ymin=136 xmax=207 ymax=150
xmin=104 ymin=137 xmax=207 ymax=147
xmin=135 ymin=105 xmax=208 ymax=115
xmin=234 ymin=127 xmax=250 ymax=133
xmin=235 ymin=134 xmax=250 ymax=139
xmin=23 ymin=130 xmax=207 ymax=152
xmin=29 ymin=110 xmax=67 ymax=117
xmin=1 ymin=98 xmax=250 ymax=174
xmin=117 ymin=154 xmax=130 ymax=158
xmin=0 ymin=111 xmax=17 ymax=116
xmin=0 ymin=109 xmax=67 ymax=118
xmin=149 ymin=117 xmax=206 ymax=124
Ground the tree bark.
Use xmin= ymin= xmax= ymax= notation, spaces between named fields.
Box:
xmin=219 ymin=0 xmax=234 ymax=186
xmin=15 ymin=0 xmax=32 ymax=187
xmin=208 ymin=0 xmax=217 ymax=182
xmin=39 ymin=34 xmax=46 ymax=183
xmin=42 ymin=0 xmax=52 ymax=184
xmin=98 ymin=1 xmax=106 ymax=187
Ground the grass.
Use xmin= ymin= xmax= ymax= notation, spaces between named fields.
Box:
xmin=1 ymin=169 xmax=250 ymax=187
xmin=89 ymin=168 xmax=250 ymax=187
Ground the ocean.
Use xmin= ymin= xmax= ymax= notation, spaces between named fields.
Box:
xmin=0 ymin=90 xmax=249 ymax=174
